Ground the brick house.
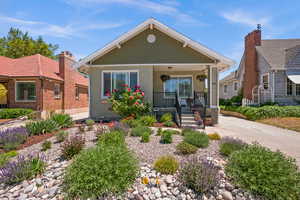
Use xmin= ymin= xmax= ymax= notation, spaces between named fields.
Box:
xmin=0 ymin=51 xmax=88 ymax=117
xmin=220 ymin=26 xmax=300 ymax=105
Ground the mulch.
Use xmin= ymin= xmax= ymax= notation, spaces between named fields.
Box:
xmin=220 ymin=110 xmax=247 ymax=119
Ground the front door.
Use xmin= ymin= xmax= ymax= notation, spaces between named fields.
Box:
xmin=164 ymin=76 xmax=193 ymax=99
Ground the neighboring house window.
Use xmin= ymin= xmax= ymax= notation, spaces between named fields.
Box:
xmin=164 ymin=76 xmax=192 ymax=98
xmin=224 ymin=85 xmax=227 ymax=93
xmin=262 ymin=74 xmax=269 ymax=89
xmin=75 ymin=86 xmax=79 ymax=100
xmin=102 ymin=71 xmax=138 ymax=98
xmin=54 ymin=83 xmax=61 ymax=98
xmin=234 ymin=82 xmax=238 ymax=91
xmin=287 ymin=78 xmax=293 ymax=96
xmin=16 ymin=82 xmax=36 ymax=101
xmin=296 ymin=84 xmax=300 ymax=96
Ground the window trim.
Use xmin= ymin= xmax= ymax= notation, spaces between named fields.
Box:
xmin=54 ymin=83 xmax=61 ymax=99
xmin=286 ymin=77 xmax=293 ymax=96
xmin=101 ymin=70 xmax=139 ymax=99
xmin=262 ymin=73 xmax=269 ymax=90
xmin=234 ymin=81 xmax=238 ymax=91
xmin=15 ymin=81 xmax=36 ymax=102
xmin=163 ymin=75 xmax=194 ymax=99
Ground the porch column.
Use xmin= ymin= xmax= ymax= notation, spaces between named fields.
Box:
xmin=207 ymin=65 xmax=219 ymax=124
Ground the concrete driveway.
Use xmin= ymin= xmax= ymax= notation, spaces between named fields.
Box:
xmin=206 ymin=115 xmax=300 ymax=166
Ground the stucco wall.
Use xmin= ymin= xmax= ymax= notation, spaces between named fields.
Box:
xmin=89 ymin=66 xmax=153 ymax=119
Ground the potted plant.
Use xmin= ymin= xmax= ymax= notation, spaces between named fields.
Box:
xmin=160 ymin=75 xmax=170 ymax=82
xmin=196 ymin=74 xmax=207 ymax=82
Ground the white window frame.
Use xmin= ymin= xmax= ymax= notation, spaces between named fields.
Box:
xmin=54 ymin=83 xmax=61 ymax=99
xmin=262 ymin=73 xmax=269 ymax=90
xmin=15 ymin=81 xmax=36 ymax=102
xmin=163 ymin=75 xmax=194 ymax=99
xmin=223 ymin=84 xmax=227 ymax=94
xmin=101 ymin=70 xmax=139 ymax=99
xmin=234 ymin=82 xmax=238 ymax=91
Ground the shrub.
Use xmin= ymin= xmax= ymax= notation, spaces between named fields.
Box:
xmin=184 ymin=131 xmax=209 ymax=148
xmin=219 ymin=137 xmax=246 ymax=156
xmin=160 ymin=130 xmax=173 ymax=144
xmin=108 ymin=85 xmax=151 ymax=118
xmin=61 ymin=135 xmax=85 ymax=160
xmin=138 ymin=115 xmax=157 ymax=126
xmin=163 ymin=121 xmax=175 ymax=127
xmin=176 ymin=142 xmax=198 ymax=155
xmin=56 ymin=130 xmax=68 ymax=143
xmin=160 ymin=113 xmax=172 ymax=123
xmin=156 ymin=127 xmax=163 ymax=136
xmin=0 ymin=127 xmax=28 ymax=151
xmin=26 ymin=119 xmax=59 ymax=135
xmin=51 ymin=113 xmax=73 ymax=128
xmin=179 ymin=157 xmax=219 ymax=193
xmin=98 ymin=130 xmax=125 ymax=147
xmin=181 ymin=128 xmax=194 ymax=136
xmin=141 ymin=132 xmax=150 ymax=143
xmin=78 ymin=124 xmax=86 ymax=133
xmin=226 ymin=144 xmax=300 ymax=200
xmin=0 ymin=151 xmax=18 ymax=167
xmin=63 ymin=145 xmax=138 ymax=199
xmin=0 ymin=108 xmax=33 ymax=119
xmin=153 ymin=156 xmax=179 ymax=174
xmin=131 ymin=126 xmax=151 ymax=137
xmin=85 ymin=119 xmax=95 ymax=130
xmin=41 ymin=141 xmax=51 ymax=151
xmin=207 ymin=132 xmax=221 ymax=140
xmin=109 ymin=121 xmax=130 ymax=134
xmin=0 ymin=153 xmax=45 ymax=185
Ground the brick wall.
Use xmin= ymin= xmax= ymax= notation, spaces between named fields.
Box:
xmin=42 ymin=79 xmax=63 ymax=112
xmin=243 ymin=29 xmax=261 ymax=100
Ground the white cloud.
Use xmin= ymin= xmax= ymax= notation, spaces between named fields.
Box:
xmin=221 ymin=10 xmax=271 ymax=27
xmin=66 ymin=0 xmax=203 ymax=25
xmin=0 ymin=15 xmax=126 ymax=38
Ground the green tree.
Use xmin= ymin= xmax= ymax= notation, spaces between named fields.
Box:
xmin=0 ymin=28 xmax=58 ymax=59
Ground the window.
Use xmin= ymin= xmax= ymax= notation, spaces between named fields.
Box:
xmin=262 ymin=74 xmax=269 ymax=89
xmin=224 ymin=85 xmax=227 ymax=93
xmin=75 ymin=87 xmax=79 ymax=100
xmin=287 ymin=78 xmax=293 ymax=96
xmin=54 ymin=83 xmax=61 ymax=98
xmin=102 ymin=71 xmax=138 ymax=98
xmin=164 ymin=76 xmax=192 ymax=98
xmin=296 ymin=84 xmax=300 ymax=96
xmin=234 ymin=82 xmax=238 ymax=91
xmin=16 ymin=82 xmax=36 ymax=101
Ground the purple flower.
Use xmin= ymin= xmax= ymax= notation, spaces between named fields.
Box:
xmin=0 ymin=127 xmax=28 ymax=145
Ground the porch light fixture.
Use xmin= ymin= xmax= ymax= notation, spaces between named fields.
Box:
xmin=160 ymin=75 xmax=170 ymax=82
xmin=196 ymin=74 xmax=207 ymax=81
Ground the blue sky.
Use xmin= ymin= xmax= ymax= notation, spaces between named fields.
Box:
xmin=1 ymin=0 xmax=300 ymax=78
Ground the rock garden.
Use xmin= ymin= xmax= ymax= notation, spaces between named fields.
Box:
xmin=0 ymin=85 xmax=299 ymax=200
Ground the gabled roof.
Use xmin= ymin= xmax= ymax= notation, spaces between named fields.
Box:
xmin=0 ymin=54 xmax=88 ymax=86
xmin=75 ymin=18 xmax=234 ymax=69
xmin=256 ymin=39 xmax=300 ymax=69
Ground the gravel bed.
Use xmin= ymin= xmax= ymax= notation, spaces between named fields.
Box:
xmin=126 ymin=129 xmax=221 ymax=164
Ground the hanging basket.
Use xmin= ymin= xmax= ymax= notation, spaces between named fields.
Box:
xmin=160 ymin=75 xmax=170 ymax=82
xmin=196 ymin=74 xmax=207 ymax=82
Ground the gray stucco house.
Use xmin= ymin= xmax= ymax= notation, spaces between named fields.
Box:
xmin=76 ymin=18 xmax=234 ymax=124
xmin=221 ymin=26 xmax=300 ymax=105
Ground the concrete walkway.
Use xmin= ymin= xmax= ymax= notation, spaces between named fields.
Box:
xmin=206 ymin=115 xmax=300 ymax=166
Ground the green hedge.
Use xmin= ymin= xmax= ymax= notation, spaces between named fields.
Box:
xmin=222 ymin=105 xmax=300 ymax=120
xmin=0 ymin=108 xmax=33 ymax=119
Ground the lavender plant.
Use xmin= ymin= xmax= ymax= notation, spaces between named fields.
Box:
xmin=109 ymin=121 xmax=130 ymax=135
xmin=0 ymin=153 xmax=45 ymax=185
xmin=179 ymin=156 xmax=219 ymax=193
xmin=0 ymin=127 xmax=28 ymax=151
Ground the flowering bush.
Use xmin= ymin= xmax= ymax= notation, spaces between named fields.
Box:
xmin=108 ymin=85 xmax=151 ymax=118
xmin=61 ymin=135 xmax=85 ymax=160
xmin=0 ymin=127 xmax=28 ymax=151
xmin=0 ymin=153 xmax=45 ymax=185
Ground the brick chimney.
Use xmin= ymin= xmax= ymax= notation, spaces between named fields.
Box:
xmin=59 ymin=51 xmax=76 ymax=110
xmin=243 ymin=26 xmax=261 ymax=100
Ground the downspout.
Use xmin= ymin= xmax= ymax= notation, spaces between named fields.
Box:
xmin=272 ymin=71 xmax=275 ymax=102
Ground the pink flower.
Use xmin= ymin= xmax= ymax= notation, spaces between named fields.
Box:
xmin=112 ymin=89 xmax=117 ymax=93
xmin=129 ymin=96 xmax=134 ymax=100
xmin=141 ymin=92 xmax=145 ymax=96
xmin=127 ymin=88 xmax=131 ymax=92
xmin=122 ymin=84 xmax=128 ymax=87
xmin=136 ymin=89 xmax=141 ymax=92
xmin=134 ymin=101 xmax=139 ymax=105
xmin=135 ymin=85 xmax=141 ymax=89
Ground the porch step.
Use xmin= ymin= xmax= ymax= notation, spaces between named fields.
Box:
xmin=181 ymin=113 xmax=200 ymax=129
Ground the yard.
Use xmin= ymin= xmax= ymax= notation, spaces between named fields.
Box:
xmin=0 ymin=87 xmax=299 ymax=200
